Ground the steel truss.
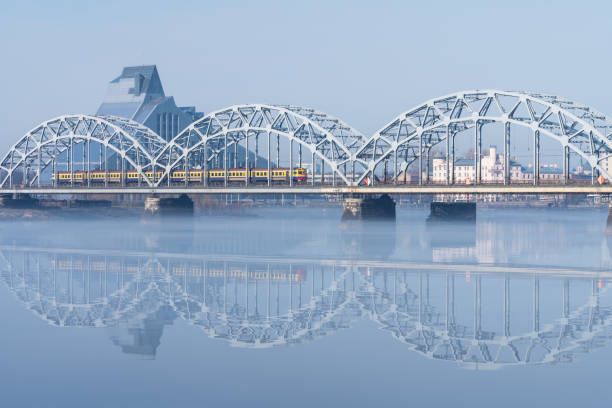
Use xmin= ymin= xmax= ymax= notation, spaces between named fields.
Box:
xmin=2 ymin=91 xmax=612 ymax=189
xmin=357 ymin=90 xmax=612 ymax=186
xmin=0 ymin=115 xmax=168 ymax=188
xmin=151 ymin=104 xmax=367 ymax=187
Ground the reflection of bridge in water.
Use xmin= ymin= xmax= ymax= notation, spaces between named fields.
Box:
xmin=2 ymin=246 xmax=611 ymax=368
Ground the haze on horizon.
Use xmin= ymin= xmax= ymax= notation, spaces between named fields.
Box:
xmin=0 ymin=0 xmax=610 ymax=144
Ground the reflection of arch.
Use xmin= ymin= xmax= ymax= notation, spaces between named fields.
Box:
xmin=3 ymin=247 xmax=612 ymax=367
xmin=0 ymin=250 xmax=174 ymax=327
xmin=356 ymin=90 xmax=612 ymax=185
xmin=153 ymin=105 xmax=367 ymax=186
xmin=0 ymin=115 xmax=168 ymax=188
xmin=359 ymin=271 xmax=612 ymax=368
xmin=170 ymin=263 xmax=361 ymax=348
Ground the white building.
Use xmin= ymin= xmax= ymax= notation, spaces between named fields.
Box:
xmin=432 ymin=146 xmax=532 ymax=184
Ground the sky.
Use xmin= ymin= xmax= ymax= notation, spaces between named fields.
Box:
xmin=1 ymin=0 xmax=611 ymax=145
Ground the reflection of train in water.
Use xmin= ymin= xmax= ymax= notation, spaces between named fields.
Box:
xmin=52 ymin=167 xmax=308 ymax=184
xmin=51 ymin=258 xmax=307 ymax=282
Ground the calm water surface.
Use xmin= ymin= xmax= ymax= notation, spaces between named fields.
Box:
xmin=1 ymin=207 xmax=611 ymax=407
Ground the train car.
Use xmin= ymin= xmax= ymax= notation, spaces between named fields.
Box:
xmin=208 ymin=169 xmax=226 ymax=182
xmin=169 ymin=170 xmax=206 ymax=182
xmin=89 ymin=171 xmax=108 ymax=182
xmin=53 ymin=171 xmax=85 ymax=183
xmin=144 ymin=170 xmax=166 ymax=180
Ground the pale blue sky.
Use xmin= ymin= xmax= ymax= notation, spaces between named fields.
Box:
xmin=1 ymin=0 xmax=610 ymax=143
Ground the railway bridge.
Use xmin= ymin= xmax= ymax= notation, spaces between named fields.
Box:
xmin=2 ymin=90 xmax=612 ymax=196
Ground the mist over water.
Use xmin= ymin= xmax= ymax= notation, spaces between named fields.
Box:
xmin=1 ymin=207 xmax=611 ymax=407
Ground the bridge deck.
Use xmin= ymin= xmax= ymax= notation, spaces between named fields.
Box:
xmin=2 ymin=185 xmax=612 ymax=195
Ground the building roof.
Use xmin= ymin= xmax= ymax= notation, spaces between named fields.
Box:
xmin=454 ymin=159 xmax=473 ymax=166
xmin=96 ymin=65 xmax=166 ymax=119
xmin=522 ymin=166 xmax=563 ymax=174
xmin=110 ymin=65 xmax=165 ymax=97
xmin=540 ymin=166 xmax=563 ymax=174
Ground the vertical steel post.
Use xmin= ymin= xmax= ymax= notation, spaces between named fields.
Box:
xmin=52 ymin=138 xmax=58 ymax=188
xmin=312 ymin=152 xmax=315 ymax=186
xmin=321 ymin=160 xmax=325 ymax=185
xmin=451 ymin=132 xmax=455 ymax=184
xmin=418 ymin=132 xmax=423 ymax=186
xmin=563 ymin=145 xmax=569 ymax=185
xmin=504 ymin=122 xmax=510 ymax=185
xmin=203 ymin=141 xmax=208 ymax=187
xmin=69 ymin=138 xmax=73 ymax=187
xmin=245 ymin=133 xmax=249 ymax=187
xmin=104 ymin=144 xmax=108 ymax=188
xmin=446 ymin=126 xmax=451 ymax=185
xmin=37 ymin=145 xmax=41 ymax=188
xmin=87 ymin=138 xmax=91 ymax=187
xmin=289 ymin=139 xmax=293 ymax=187
xmin=332 ymin=163 xmax=336 ymax=187
xmin=255 ymin=134 xmax=259 ymax=168
xmin=267 ymin=132 xmax=271 ymax=187
xmin=475 ymin=121 xmax=482 ymax=184
xmin=276 ymin=134 xmax=280 ymax=168
xmin=224 ymin=133 xmax=228 ymax=187
xmin=534 ymin=130 xmax=540 ymax=186
xmin=426 ymin=148 xmax=431 ymax=184
xmin=394 ymin=148 xmax=398 ymax=185
xmin=233 ymin=140 xmax=237 ymax=168
xmin=99 ymin=143 xmax=103 ymax=183
xmin=184 ymin=149 xmax=188 ymax=186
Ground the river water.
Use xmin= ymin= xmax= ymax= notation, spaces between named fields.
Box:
xmin=1 ymin=206 xmax=611 ymax=407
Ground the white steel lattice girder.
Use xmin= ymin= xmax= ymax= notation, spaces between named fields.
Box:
xmin=356 ymin=90 xmax=612 ymax=184
xmin=153 ymin=104 xmax=368 ymax=186
xmin=2 ymin=92 xmax=612 ymax=188
xmin=0 ymin=115 xmax=168 ymax=187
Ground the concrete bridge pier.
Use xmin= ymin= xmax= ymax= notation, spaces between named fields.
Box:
xmin=0 ymin=193 xmax=40 ymax=209
xmin=144 ymin=194 xmax=194 ymax=217
xmin=427 ymin=201 xmax=476 ymax=222
xmin=341 ymin=194 xmax=396 ymax=221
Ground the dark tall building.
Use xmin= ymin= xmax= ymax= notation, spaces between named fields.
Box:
xmin=96 ymin=65 xmax=202 ymax=141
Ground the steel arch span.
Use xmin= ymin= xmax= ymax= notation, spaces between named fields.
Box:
xmin=356 ymin=90 xmax=612 ymax=186
xmin=153 ymin=104 xmax=367 ymax=187
xmin=0 ymin=115 xmax=168 ymax=188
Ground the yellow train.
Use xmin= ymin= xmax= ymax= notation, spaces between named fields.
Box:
xmin=52 ymin=167 xmax=308 ymax=184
